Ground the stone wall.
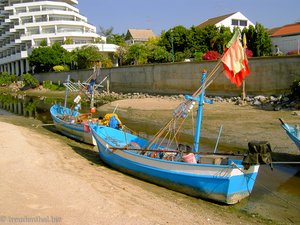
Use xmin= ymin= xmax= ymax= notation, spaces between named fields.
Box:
xmin=34 ymin=55 xmax=300 ymax=96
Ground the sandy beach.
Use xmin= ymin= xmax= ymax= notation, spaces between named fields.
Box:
xmin=0 ymin=99 xmax=299 ymax=225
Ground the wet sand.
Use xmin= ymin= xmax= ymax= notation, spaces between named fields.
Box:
xmin=0 ymin=99 xmax=299 ymax=225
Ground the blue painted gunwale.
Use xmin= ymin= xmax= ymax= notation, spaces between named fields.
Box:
xmin=90 ymin=124 xmax=259 ymax=204
xmin=50 ymin=104 xmax=96 ymax=145
xmin=281 ymin=123 xmax=300 ymax=150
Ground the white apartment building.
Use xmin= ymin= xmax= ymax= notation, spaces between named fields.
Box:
xmin=0 ymin=0 xmax=118 ymax=75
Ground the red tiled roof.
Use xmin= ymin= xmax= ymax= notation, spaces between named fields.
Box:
xmin=267 ymin=27 xmax=280 ymax=35
xmin=270 ymin=23 xmax=300 ymax=36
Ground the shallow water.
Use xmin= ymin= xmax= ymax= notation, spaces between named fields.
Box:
xmin=0 ymin=94 xmax=300 ymax=224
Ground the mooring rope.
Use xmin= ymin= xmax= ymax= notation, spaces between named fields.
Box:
xmin=231 ymin=162 xmax=300 ymax=212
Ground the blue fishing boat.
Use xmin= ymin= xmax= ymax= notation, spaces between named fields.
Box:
xmin=50 ymin=104 xmax=96 ymax=145
xmin=279 ymin=118 xmax=300 ymax=150
xmin=90 ymin=31 xmax=272 ymax=204
xmin=50 ymin=71 xmax=107 ymax=145
xmin=90 ymin=122 xmax=264 ymax=204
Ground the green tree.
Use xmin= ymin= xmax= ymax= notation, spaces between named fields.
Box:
xmin=199 ymin=25 xmax=221 ymax=51
xmin=64 ymin=37 xmax=73 ymax=45
xmin=28 ymin=46 xmax=59 ymax=72
xmin=98 ymin=26 xmax=114 ymax=38
xmin=107 ymin=34 xmax=126 ymax=45
xmin=40 ymin=39 xmax=47 ymax=47
xmin=187 ymin=26 xmax=208 ymax=56
xmin=94 ymin=37 xmax=105 ymax=43
xmin=126 ymin=44 xmax=148 ymax=65
xmin=52 ymin=42 xmax=72 ymax=65
xmin=146 ymin=38 xmax=171 ymax=63
xmin=71 ymin=45 xmax=104 ymax=69
xmin=159 ymin=25 xmax=229 ymax=62
xmin=101 ymin=58 xmax=113 ymax=68
xmin=150 ymin=46 xmax=172 ymax=63
xmin=217 ymin=26 xmax=232 ymax=53
xmin=243 ymin=23 xmax=272 ymax=57
xmin=114 ymin=45 xmax=128 ymax=66
xmin=159 ymin=26 xmax=191 ymax=62
xmin=243 ymin=25 xmax=256 ymax=53
xmin=28 ymin=42 xmax=71 ymax=72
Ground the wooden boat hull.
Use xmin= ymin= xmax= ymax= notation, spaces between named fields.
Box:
xmin=281 ymin=123 xmax=300 ymax=150
xmin=90 ymin=124 xmax=259 ymax=204
xmin=50 ymin=104 xmax=96 ymax=145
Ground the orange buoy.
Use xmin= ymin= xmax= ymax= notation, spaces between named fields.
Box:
xmin=90 ymin=107 xmax=96 ymax=113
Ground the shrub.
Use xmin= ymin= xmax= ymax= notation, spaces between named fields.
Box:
xmin=63 ymin=65 xmax=70 ymax=71
xmin=193 ymin=52 xmax=204 ymax=62
xmin=246 ymin=49 xmax=253 ymax=57
xmin=101 ymin=58 xmax=113 ymax=68
xmin=53 ymin=65 xmax=65 ymax=72
xmin=0 ymin=72 xmax=17 ymax=86
xmin=21 ymin=73 xmax=39 ymax=88
xmin=202 ymin=51 xmax=221 ymax=60
xmin=289 ymin=79 xmax=300 ymax=100
xmin=43 ymin=80 xmax=65 ymax=91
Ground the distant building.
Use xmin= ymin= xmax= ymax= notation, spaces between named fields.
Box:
xmin=197 ymin=12 xmax=255 ymax=32
xmin=125 ymin=29 xmax=156 ymax=45
xmin=0 ymin=0 xmax=118 ymax=75
xmin=269 ymin=22 xmax=300 ymax=54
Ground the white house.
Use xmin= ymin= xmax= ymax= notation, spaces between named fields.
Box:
xmin=125 ymin=29 xmax=156 ymax=45
xmin=0 ymin=0 xmax=118 ymax=75
xmin=197 ymin=12 xmax=255 ymax=32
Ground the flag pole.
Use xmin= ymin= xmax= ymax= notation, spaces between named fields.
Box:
xmin=242 ymin=33 xmax=247 ymax=101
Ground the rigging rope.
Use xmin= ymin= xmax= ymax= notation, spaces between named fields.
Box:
xmin=145 ymin=59 xmax=223 ymax=151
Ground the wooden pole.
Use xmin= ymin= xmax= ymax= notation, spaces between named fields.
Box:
xmin=107 ymin=79 xmax=110 ymax=93
xmin=242 ymin=80 xmax=246 ymax=100
xmin=242 ymin=33 xmax=247 ymax=101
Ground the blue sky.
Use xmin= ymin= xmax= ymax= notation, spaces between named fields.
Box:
xmin=78 ymin=0 xmax=300 ymax=35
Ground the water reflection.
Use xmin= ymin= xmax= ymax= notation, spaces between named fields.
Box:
xmin=0 ymin=93 xmax=92 ymax=123
xmin=0 ymin=94 xmax=40 ymax=118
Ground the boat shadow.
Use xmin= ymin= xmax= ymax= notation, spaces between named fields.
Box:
xmin=39 ymin=124 xmax=105 ymax=166
xmin=68 ymin=143 xmax=106 ymax=166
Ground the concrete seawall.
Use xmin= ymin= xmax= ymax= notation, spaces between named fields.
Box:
xmin=34 ymin=55 xmax=300 ymax=96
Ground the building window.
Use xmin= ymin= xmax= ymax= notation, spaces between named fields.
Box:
xmin=57 ymin=27 xmax=83 ymax=33
xmin=232 ymin=19 xmax=248 ymax=27
xmin=49 ymin=15 xmax=74 ymax=22
xmin=42 ymin=6 xmax=66 ymax=11
xmin=10 ymin=0 xmax=20 ymax=6
xmin=232 ymin=19 xmax=238 ymax=26
xmin=21 ymin=17 xmax=33 ymax=24
xmin=29 ymin=7 xmax=40 ymax=12
xmin=240 ymin=20 xmax=247 ymax=26
xmin=27 ymin=27 xmax=40 ymax=35
xmin=42 ymin=27 xmax=55 ymax=34
xmin=16 ymin=8 xmax=26 ymax=14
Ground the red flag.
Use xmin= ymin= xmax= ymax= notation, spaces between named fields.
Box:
xmin=221 ymin=31 xmax=250 ymax=87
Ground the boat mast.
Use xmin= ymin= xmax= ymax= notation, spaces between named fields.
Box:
xmin=185 ymin=69 xmax=208 ymax=153
xmin=193 ymin=70 xmax=207 ymax=152
xmin=64 ymin=75 xmax=70 ymax=112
